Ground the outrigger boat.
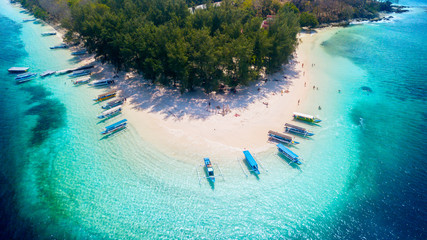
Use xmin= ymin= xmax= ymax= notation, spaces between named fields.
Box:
xmin=23 ymin=18 xmax=36 ymax=22
xmin=204 ymin=158 xmax=215 ymax=182
xmin=41 ymin=32 xmax=56 ymax=36
xmin=89 ymin=78 xmax=115 ymax=86
xmin=15 ymin=72 xmax=37 ymax=83
xmin=73 ymin=65 xmax=95 ymax=71
xmin=97 ymin=106 xmax=122 ymax=119
xmin=284 ymin=123 xmax=314 ymax=137
xmin=102 ymin=98 xmax=124 ymax=109
xmin=101 ymin=119 xmax=127 ymax=135
xmin=8 ymin=67 xmax=29 ymax=73
xmin=72 ymin=77 xmax=91 ymax=85
xmin=293 ymin=112 xmax=321 ymax=123
xmin=40 ymin=70 xmax=56 ymax=77
xmin=50 ymin=43 xmax=68 ymax=49
xmin=71 ymin=50 xmax=86 ymax=55
xmin=68 ymin=70 xmax=91 ymax=78
xmin=268 ymin=130 xmax=299 ymax=145
xmin=277 ymin=143 xmax=302 ymax=165
xmin=243 ymin=150 xmax=260 ymax=174
xmin=93 ymin=91 xmax=116 ymax=102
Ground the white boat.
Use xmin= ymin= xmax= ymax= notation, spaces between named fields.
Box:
xmin=8 ymin=67 xmax=29 ymax=73
xmin=40 ymin=70 xmax=56 ymax=77
xmin=97 ymin=106 xmax=122 ymax=119
xmin=89 ymin=78 xmax=115 ymax=86
xmin=68 ymin=70 xmax=91 ymax=78
xmin=72 ymin=77 xmax=91 ymax=85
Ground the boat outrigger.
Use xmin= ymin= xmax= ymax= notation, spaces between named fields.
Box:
xmin=284 ymin=123 xmax=314 ymax=137
xmin=97 ymin=106 xmax=122 ymax=119
xmin=268 ymin=130 xmax=299 ymax=145
xmin=293 ymin=112 xmax=321 ymax=123
xmin=93 ymin=91 xmax=116 ymax=102
xmin=101 ymin=119 xmax=127 ymax=135
xmin=8 ymin=67 xmax=29 ymax=73
xmin=102 ymin=98 xmax=124 ymax=109
xmin=277 ymin=143 xmax=302 ymax=165
xmin=68 ymin=70 xmax=91 ymax=78
xmin=204 ymin=158 xmax=215 ymax=182
xmin=89 ymin=78 xmax=115 ymax=87
xmin=243 ymin=150 xmax=260 ymax=174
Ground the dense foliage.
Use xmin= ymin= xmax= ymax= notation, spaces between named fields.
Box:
xmin=66 ymin=0 xmax=300 ymax=92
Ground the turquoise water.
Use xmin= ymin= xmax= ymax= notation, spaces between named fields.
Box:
xmin=1 ymin=1 xmax=426 ymax=239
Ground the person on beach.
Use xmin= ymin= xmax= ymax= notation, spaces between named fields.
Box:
xmin=298 ymin=99 xmax=300 ymax=105
xmin=313 ymin=85 xmax=315 ymax=90
xmin=318 ymin=106 xmax=322 ymax=110
xmin=304 ymin=82 xmax=306 ymax=87
xmin=317 ymin=87 xmax=319 ymax=90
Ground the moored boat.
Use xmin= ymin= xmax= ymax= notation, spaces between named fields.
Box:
xmin=40 ymin=70 xmax=56 ymax=77
xmin=72 ymin=77 xmax=91 ymax=85
xmin=293 ymin=112 xmax=321 ymax=123
xmin=93 ymin=91 xmax=116 ymax=102
xmin=68 ymin=70 xmax=91 ymax=78
xmin=204 ymin=158 xmax=215 ymax=182
xmin=268 ymin=130 xmax=299 ymax=145
xmin=284 ymin=123 xmax=314 ymax=136
xmin=101 ymin=119 xmax=127 ymax=135
xmin=102 ymin=98 xmax=124 ymax=109
xmin=8 ymin=67 xmax=29 ymax=73
xmin=50 ymin=43 xmax=68 ymax=49
xmin=243 ymin=150 xmax=260 ymax=174
xmin=277 ymin=143 xmax=302 ymax=165
xmin=89 ymin=78 xmax=115 ymax=86
xmin=15 ymin=72 xmax=37 ymax=83
xmin=71 ymin=50 xmax=86 ymax=55
xmin=41 ymin=32 xmax=56 ymax=36
xmin=97 ymin=106 xmax=122 ymax=119
xmin=23 ymin=18 xmax=36 ymax=22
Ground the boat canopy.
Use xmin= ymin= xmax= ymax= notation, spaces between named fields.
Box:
xmin=101 ymin=106 xmax=121 ymax=116
xmin=293 ymin=112 xmax=315 ymax=119
xmin=285 ymin=123 xmax=306 ymax=131
xmin=277 ymin=143 xmax=299 ymax=159
xmin=105 ymin=119 xmax=127 ymax=130
xmin=243 ymin=150 xmax=258 ymax=168
xmin=268 ymin=130 xmax=293 ymax=141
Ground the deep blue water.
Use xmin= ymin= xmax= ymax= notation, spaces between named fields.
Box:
xmin=0 ymin=1 xmax=426 ymax=240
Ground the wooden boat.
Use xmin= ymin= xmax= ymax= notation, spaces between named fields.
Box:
xmin=40 ymin=70 xmax=56 ymax=77
xmin=204 ymin=158 xmax=215 ymax=182
xmin=102 ymin=98 xmax=124 ymax=109
xmin=50 ymin=43 xmax=68 ymax=49
xmin=15 ymin=72 xmax=37 ymax=83
xmin=97 ymin=106 xmax=122 ymax=119
xmin=284 ymin=123 xmax=314 ymax=136
xmin=89 ymin=78 xmax=115 ymax=86
xmin=93 ymin=91 xmax=116 ymax=102
xmin=68 ymin=70 xmax=91 ymax=78
xmin=71 ymin=50 xmax=86 ymax=55
xmin=243 ymin=150 xmax=260 ymax=174
xmin=268 ymin=130 xmax=299 ymax=145
xmin=72 ymin=77 xmax=91 ymax=85
xmin=277 ymin=143 xmax=302 ymax=165
xmin=293 ymin=112 xmax=321 ymax=123
xmin=8 ymin=67 xmax=29 ymax=73
xmin=41 ymin=32 xmax=56 ymax=36
xmin=101 ymin=119 xmax=127 ymax=135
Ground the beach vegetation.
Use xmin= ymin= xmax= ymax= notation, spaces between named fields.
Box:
xmin=299 ymin=12 xmax=318 ymax=28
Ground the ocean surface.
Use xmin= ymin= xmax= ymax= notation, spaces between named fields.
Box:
xmin=0 ymin=0 xmax=426 ymax=239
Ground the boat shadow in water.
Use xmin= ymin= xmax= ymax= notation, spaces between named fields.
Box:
xmin=277 ymin=153 xmax=302 ymax=172
xmin=97 ymin=113 xmax=122 ymax=124
xmin=99 ymin=127 xmax=127 ymax=140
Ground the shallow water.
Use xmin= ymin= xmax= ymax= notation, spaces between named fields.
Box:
xmin=0 ymin=1 xmax=426 ymax=239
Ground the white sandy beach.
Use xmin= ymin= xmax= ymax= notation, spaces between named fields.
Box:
xmin=103 ymin=28 xmax=340 ymax=161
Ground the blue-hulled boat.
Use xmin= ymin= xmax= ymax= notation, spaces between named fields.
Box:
xmin=41 ymin=32 xmax=56 ymax=36
xmin=97 ymin=106 xmax=122 ymax=119
xmin=15 ymin=72 xmax=37 ymax=83
xmin=102 ymin=98 xmax=124 ymax=109
xmin=68 ymin=70 xmax=91 ymax=78
xmin=285 ymin=123 xmax=314 ymax=137
xmin=243 ymin=150 xmax=260 ymax=174
xmin=50 ymin=43 xmax=68 ymax=49
xmin=204 ymin=158 xmax=215 ymax=182
xmin=277 ymin=143 xmax=302 ymax=165
xmin=101 ymin=119 xmax=127 ymax=135
xmin=71 ymin=50 xmax=86 ymax=55
xmin=268 ymin=130 xmax=299 ymax=145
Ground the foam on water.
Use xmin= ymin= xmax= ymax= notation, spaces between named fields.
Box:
xmin=0 ymin=0 xmax=426 ymax=239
